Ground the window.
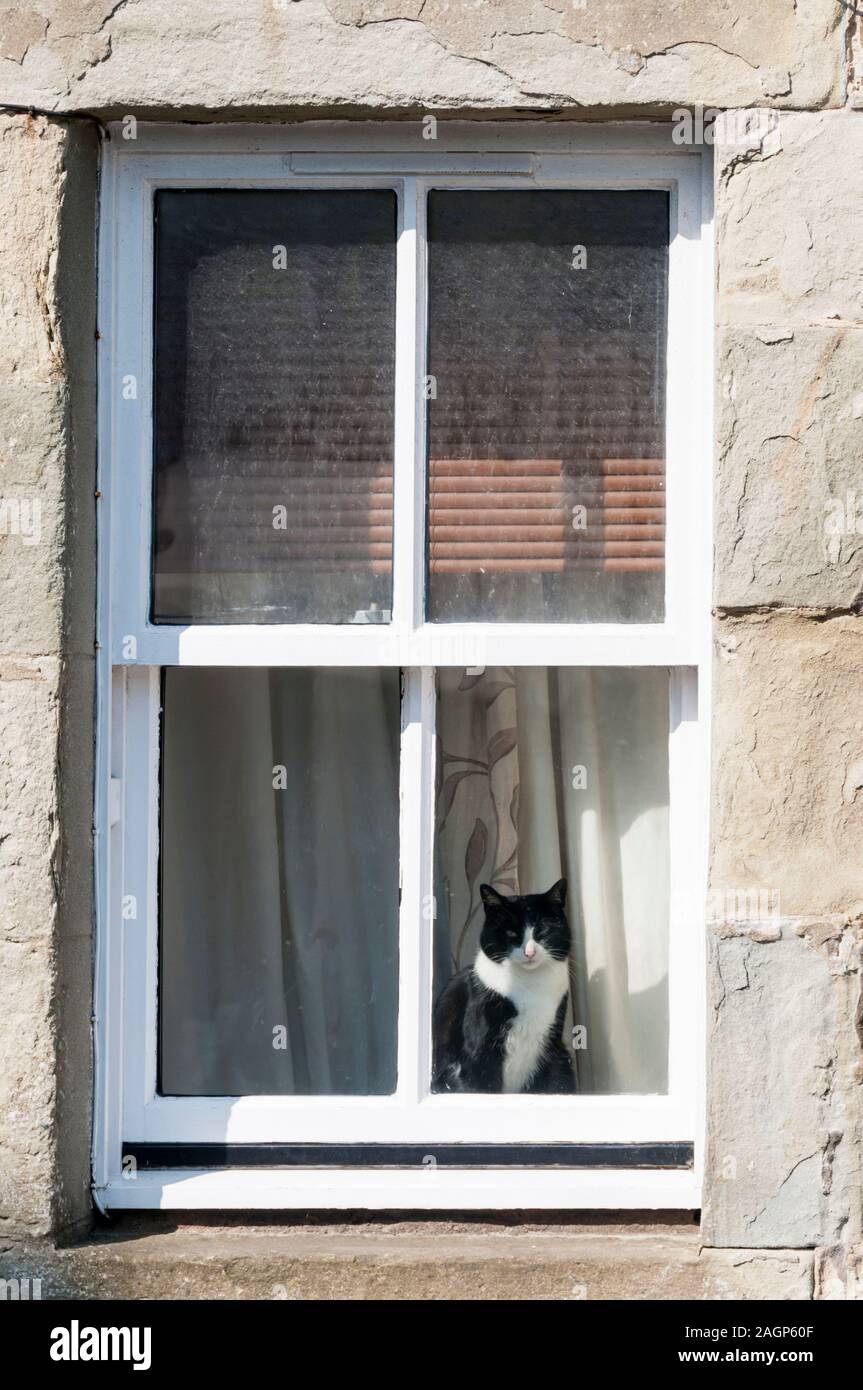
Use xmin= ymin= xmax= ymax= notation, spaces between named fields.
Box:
xmin=426 ymin=189 xmax=668 ymax=624
xmin=95 ymin=125 xmax=711 ymax=1212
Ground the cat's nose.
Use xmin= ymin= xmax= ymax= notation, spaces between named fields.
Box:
xmin=523 ymin=940 xmax=537 ymax=959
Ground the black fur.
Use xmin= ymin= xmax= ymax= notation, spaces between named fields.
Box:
xmin=432 ymin=879 xmax=575 ymax=1094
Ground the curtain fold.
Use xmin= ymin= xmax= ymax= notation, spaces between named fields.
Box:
xmin=435 ymin=666 xmax=669 ymax=1094
xmin=160 ymin=667 xmax=400 ymax=1097
xmin=161 ymin=664 xmax=668 ymax=1099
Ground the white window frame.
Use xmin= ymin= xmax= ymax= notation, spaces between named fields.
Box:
xmin=93 ymin=121 xmax=712 ymax=1213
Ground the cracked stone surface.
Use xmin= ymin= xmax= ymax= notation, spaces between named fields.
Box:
xmin=711 ymin=614 xmax=863 ymax=916
xmin=715 ymin=327 xmax=863 ymax=609
xmin=716 ymin=112 xmax=863 ymax=329
xmin=705 ymin=922 xmax=861 ymax=1249
xmin=714 ymin=112 xmax=863 ymax=610
xmin=705 ymin=613 xmax=863 ymax=1249
xmin=0 ymin=0 xmax=846 ymax=115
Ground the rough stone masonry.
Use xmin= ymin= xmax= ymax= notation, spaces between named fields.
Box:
xmin=0 ymin=1 xmax=861 ymax=1298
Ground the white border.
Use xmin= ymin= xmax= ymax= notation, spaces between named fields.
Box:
xmin=94 ymin=122 xmax=712 ymax=1211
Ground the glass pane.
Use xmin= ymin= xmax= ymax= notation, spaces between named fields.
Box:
xmin=426 ymin=191 xmax=668 ymax=623
xmin=153 ymin=191 xmax=397 ymax=624
xmin=159 ymin=667 xmax=400 ymax=1096
xmin=432 ymin=667 xmax=669 ymax=1095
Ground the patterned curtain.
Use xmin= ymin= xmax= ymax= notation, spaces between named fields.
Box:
xmin=434 ymin=666 xmax=670 ymax=1095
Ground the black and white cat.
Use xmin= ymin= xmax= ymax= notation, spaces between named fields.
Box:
xmin=433 ymin=879 xmax=575 ymax=1094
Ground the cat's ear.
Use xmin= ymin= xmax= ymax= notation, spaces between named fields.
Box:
xmin=546 ymin=878 xmax=567 ymax=908
xmin=480 ymin=883 xmax=507 ymax=911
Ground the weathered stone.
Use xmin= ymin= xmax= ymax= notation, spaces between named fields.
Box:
xmin=705 ymin=613 xmax=863 ymax=1250
xmin=0 ymin=1221 xmax=817 ymax=1300
xmin=704 ymin=1249 xmax=813 ymax=1301
xmin=716 ymin=111 xmax=863 ymax=330
xmin=713 ymin=113 xmax=863 ymax=609
xmin=710 ymin=614 xmax=863 ymax=916
xmin=847 ymin=8 xmax=863 ymax=109
xmin=715 ymin=328 xmax=863 ymax=610
xmin=0 ymin=113 xmax=96 ymax=1240
xmin=0 ymin=0 xmax=845 ymax=116
xmin=704 ymin=926 xmax=861 ymax=1249
xmin=0 ymin=940 xmax=56 ymax=1234
xmin=0 ymin=666 xmax=60 ymax=897
xmin=0 ymin=382 xmax=68 ymax=492
xmin=815 ymin=1243 xmax=863 ymax=1299
xmin=0 ymin=9 xmax=47 ymax=66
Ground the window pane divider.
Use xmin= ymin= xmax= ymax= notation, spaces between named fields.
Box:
xmin=395 ymin=668 xmax=435 ymax=1105
xmin=392 ymin=175 xmax=424 ymax=630
xmin=117 ymin=624 xmax=701 ymax=669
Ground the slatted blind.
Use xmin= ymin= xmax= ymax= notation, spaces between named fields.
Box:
xmin=426 ymin=188 xmax=668 ymax=622
xmin=153 ymin=189 xmax=397 ymax=623
xmin=153 ymin=188 xmax=667 ymax=624
xmin=428 ymin=458 xmax=664 ymax=573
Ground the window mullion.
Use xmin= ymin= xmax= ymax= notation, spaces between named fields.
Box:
xmin=395 ymin=666 xmax=434 ymax=1104
xmin=391 ymin=176 xmax=425 ymax=633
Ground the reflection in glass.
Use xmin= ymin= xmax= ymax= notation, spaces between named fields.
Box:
xmin=159 ymin=667 xmax=400 ymax=1096
xmin=433 ymin=667 xmax=669 ymax=1094
xmin=153 ymin=191 xmax=397 ymax=623
xmin=427 ymin=191 xmax=668 ymax=623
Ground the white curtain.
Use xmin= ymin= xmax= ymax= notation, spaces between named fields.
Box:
xmin=161 ymin=665 xmax=669 ymax=1098
xmin=435 ymin=667 xmax=670 ymax=1093
xmin=160 ymin=667 xmax=400 ymax=1096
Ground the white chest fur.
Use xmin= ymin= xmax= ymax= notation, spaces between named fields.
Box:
xmin=474 ymin=951 xmax=568 ymax=1094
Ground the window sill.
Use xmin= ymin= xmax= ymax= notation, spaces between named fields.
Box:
xmin=3 ymin=1217 xmax=818 ymax=1301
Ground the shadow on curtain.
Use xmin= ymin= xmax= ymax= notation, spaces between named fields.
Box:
xmin=159 ymin=666 xmax=400 ymax=1096
xmin=434 ymin=666 xmax=670 ymax=1094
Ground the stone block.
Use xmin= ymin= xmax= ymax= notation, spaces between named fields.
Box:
xmin=716 ymin=111 xmax=863 ymax=329
xmin=0 ymin=0 xmax=845 ymax=116
xmin=715 ymin=328 xmax=863 ymax=610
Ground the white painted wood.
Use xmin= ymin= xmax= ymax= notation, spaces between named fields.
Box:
xmin=120 ymin=669 xmax=161 ymax=1141
xmin=666 ymin=670 xmax=704 ymax=1166
xmin=105 ymin=120 xmax=696 ymax=157
xmin=395 ymin=667 xmax=425 ymax=1106
xmin=94 ymin=122 xmax=714 ymax=1210
xmin=412 ymin=180 xmax=430 ymax=631
xmin=390 ymin=178 xmax=415 ymax=629
xmin=102 ymin=1167 xmax=701 ymax=1212
xmin=417 ymin=667 xmax=437 ymax=1098
xmin=291 ymin=154 xmax=536 ymax=174
xmin=121 ymin=625 xmax=700 ymax=669
xmin=126 ymin=1092 xmax=697 ymax=1146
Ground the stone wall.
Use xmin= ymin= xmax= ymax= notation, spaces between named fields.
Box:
xmin=705 ymin=110 xmax=863 ymax=1265
xmin=0 ymin=0 xmax=861 ymax=1292
xmin=0 ymin=1 xmax=847 ymax=116
xmin=0 ymin=112 xmax=98 ymax=1239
